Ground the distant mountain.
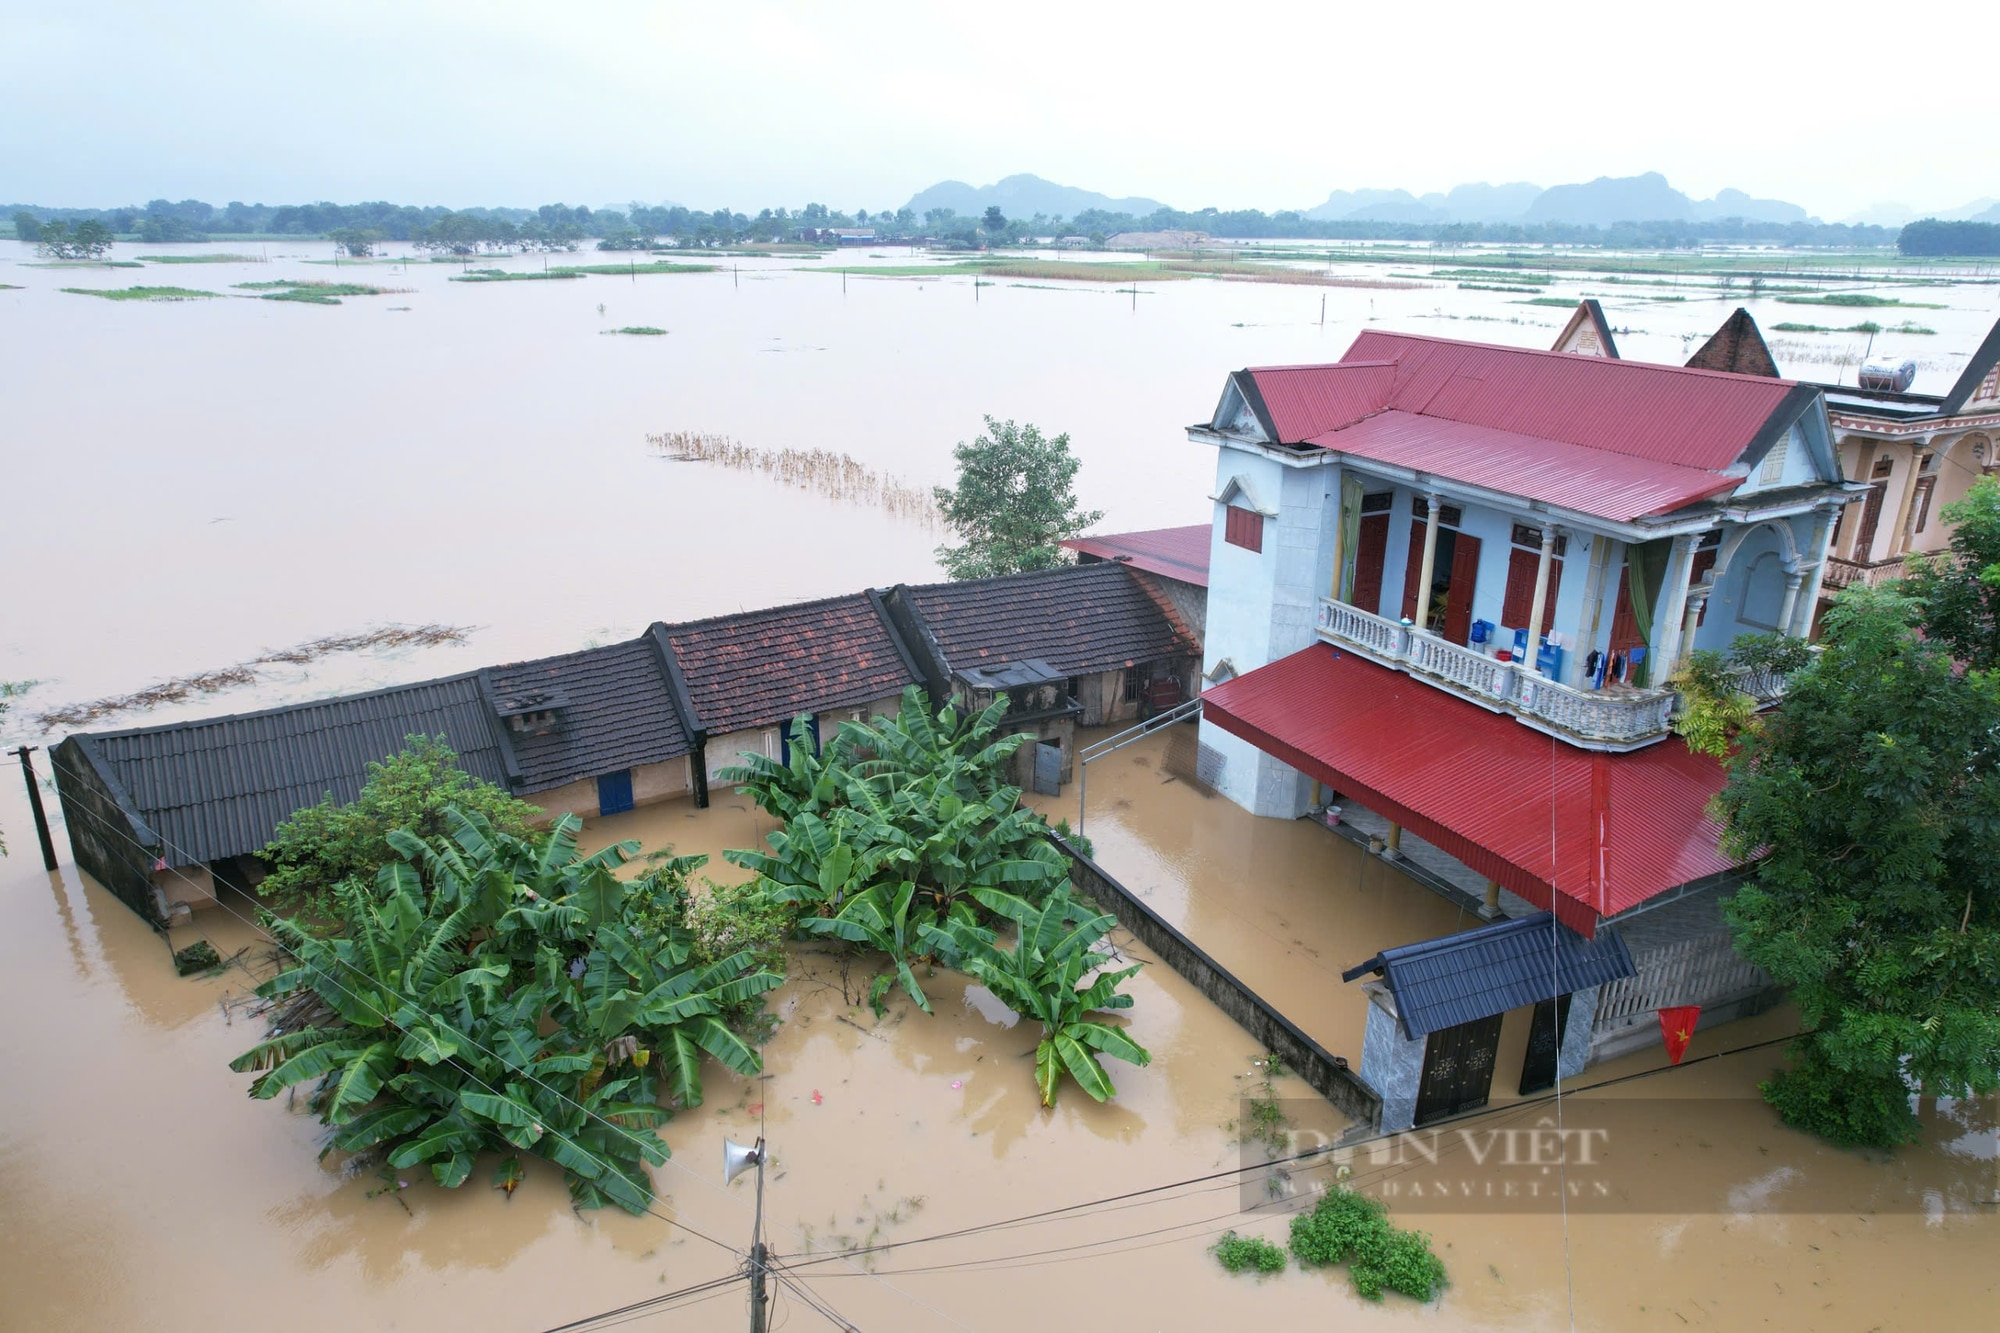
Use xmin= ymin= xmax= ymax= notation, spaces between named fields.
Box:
xmin=1525 ymin=172 xmax=1694 ymax=225
xmin=1431 ymin=181 xmax=1546 ymax=222
xmin=1972 ymin=203 xmax=2000 ymax=225
xmin=903 ymin=174 xmax=1168 ymax=221
xmin=1842 ymin=201 xmax=1920 ymax=227
xmin=1937 ymin=198 xmax=2000 ymax=222
xmin=1302 ymin=188 xmax=1421 ymax=221
xmin=1690 ymin=187 xmax=1807 ymax=224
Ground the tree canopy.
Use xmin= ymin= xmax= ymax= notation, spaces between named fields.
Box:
xmin=932 ymin=417 xmax=1104 ymax=580
xmin=34 ymin=219 xmax=114 ymax=260
xmin=1717 ymin=585 xmax=2000 ymax=1148
xmin=1900 ymin=475 xmax=2000 ymax=671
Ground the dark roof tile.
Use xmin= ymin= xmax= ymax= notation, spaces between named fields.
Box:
xmin=483 ymin=636 xmax=688 ymax=792
xmin=907 ymin=562 xmax=1199 ymax=678
xmin=665 ymin=593 xmax=916 ymax=735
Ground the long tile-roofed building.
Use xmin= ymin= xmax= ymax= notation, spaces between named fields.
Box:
xmin=903 ymin=560 xmax=1200 ymax=677
xmin=58 ymin=673 xmax=509 ymax=869
xmin=662 ymin=592 xmax=918 ymax=736
xmin=480 ymin=635 xmax=689 ymax=793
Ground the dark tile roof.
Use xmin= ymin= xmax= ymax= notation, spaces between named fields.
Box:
xmin=905 ymin=562 xmax=1200 ymax=678
xmin=74 ymin=674 xmax=508 ymax=868
xmin=663 ymin=592 xmax=917 ymax=736
xmin=482 ymin=635 xmax=688 ymax=793
xmin=1342 ymin=912 xmax=1636 ymax=1039
xmin=1685 ymin=308 xmax=1779 ymax=378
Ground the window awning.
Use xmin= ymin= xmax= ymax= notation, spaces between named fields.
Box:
xmin=1201 ymin=644 xmax=1734 ymax=935
xmin=1343 ymin=911 xmax=1636 ymax=1039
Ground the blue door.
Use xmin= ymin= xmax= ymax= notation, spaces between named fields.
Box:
xmin=597 ymin=769 xmax=634 ymax=816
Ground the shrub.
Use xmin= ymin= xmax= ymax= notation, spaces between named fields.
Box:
xmin=1213 ymin=1231 xmax=1287 ymax=1274
xmin=1289 ymin=1187 xmax=1446 ymax=1302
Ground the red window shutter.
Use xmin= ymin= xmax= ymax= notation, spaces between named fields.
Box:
xmin=1350 ymin=513 xmax=1389 ymax=614
xmin=1501 ymin=548 xmax=1538 ymax=626
xmin=1224 ymin=505 xmax=1263 ymax=552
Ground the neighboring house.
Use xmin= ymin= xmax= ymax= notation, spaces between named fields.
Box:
xmin=1188 ymin=328 xmax=1860 ymax=1128
xmin=52 ymin=675 xmax=513 ymax=925
xmin=1063 ymin=524 xmax=1210 ymax=641
xmin=55 ymin=565 xmax=1195 ymax=924
xmin=1549 ymin=297 xmax=1621 ymax=359
xmin=1814 ymin=317 xmax=2000 ymax=608
xmin=662 ymin=592 xmax=920 ymax=790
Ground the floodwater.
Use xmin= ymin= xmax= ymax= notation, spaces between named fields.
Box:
xmin=4 ymin=240 xmax=1999 ymax=1327
xmin=4 ymin=238 xmax=1997 ymax=734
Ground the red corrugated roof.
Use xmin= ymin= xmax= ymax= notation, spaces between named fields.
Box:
xmin=1062 ymin=525 xmax=1211 ymax=587
xmin=1235 ymin=331 xmax=1809 ymax=522
xmin=1248 ymin=361 xmax=1397 ymax=443
xmin=1201 ymin=645 xmax=1733 ymax=935
xmin=1305 ymin=411 xmax=1740 ymax=522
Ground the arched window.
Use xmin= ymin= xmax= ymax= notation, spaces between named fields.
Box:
xmin=1738 ymin=551 xmax=1785 ymax=630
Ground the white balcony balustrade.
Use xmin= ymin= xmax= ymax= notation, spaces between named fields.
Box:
xmin=1316 ymin=597 xmax=1709 ymax=750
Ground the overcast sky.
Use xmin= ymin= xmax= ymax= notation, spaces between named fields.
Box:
xmin=3 ymin=0 xmax=1992 ymax=218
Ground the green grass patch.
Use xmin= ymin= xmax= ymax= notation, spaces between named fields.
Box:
xmin=60 ymin=285 xmax=218 ymax=301
xmin=0 ymin=283 xmax=21 ymax=290
xmin=1432 ymin=268 xmax=1551 ymax=285
xmin=30 ymin=259 xmax=145 ymax=268
xmin=138 ymin=253 xmax=261 ymax=264
xmin=605 ymin=325 xmax=669 ymax=335
xmin=234 ymin=279 xmax=401 ymax=305
xmin=449 ymin=268 xmax=586 ymax=283
xmin=1290 ymin=1188 xmax=1447 ymax=1303
xmin=1776 ymin=292 xmax=1947 ymax=309
xmin=1458 ymin=282 xmax=1544 ymax=293
xmin=1518 ymin=296 xmax=1578 ymax=307
xmin=550 ymin=260 xmax=718 ymax=277
xmin=1214 ymin=1231 xmax=1287 ymax=1274
xmin=1773 ymin=319 xmax=1937 ymax=335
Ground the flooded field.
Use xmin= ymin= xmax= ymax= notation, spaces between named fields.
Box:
xmin=4 ymin=238 xmax=1999 ymax=1328
xmin=4 ymin=237 xmax=1997 ymax=737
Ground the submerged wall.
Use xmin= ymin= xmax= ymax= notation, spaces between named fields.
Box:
xmin=1055 ymin=834 xmax=1381 ymax=1128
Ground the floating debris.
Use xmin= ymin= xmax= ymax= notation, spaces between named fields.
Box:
xmin=645 ymin=430 xmax=942 ymax=530
xmin=31 ymin=623 xmax=472 ymax=729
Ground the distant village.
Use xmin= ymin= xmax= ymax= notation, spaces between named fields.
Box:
xmin=41 ymin=296 xmax=2000 ymax=1139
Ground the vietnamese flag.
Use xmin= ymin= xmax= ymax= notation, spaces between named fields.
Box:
xmin=1658 ymin=1006 xmax=1701 ymax=1064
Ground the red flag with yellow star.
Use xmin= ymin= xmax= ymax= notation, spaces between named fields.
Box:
xmin=1658 ymin=1006 xmax=1700 ymax=1064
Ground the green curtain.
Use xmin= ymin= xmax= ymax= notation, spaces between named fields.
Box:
xmin=1337 ymin=475 xmax=1364 ymax=601
xmin=1624 ymin=538 xmax=1671 ymax=687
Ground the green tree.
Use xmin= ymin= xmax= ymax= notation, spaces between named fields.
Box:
xmin=1717 ymin=586 xmax=2000 ymax=1148
xmin=35 ymin=219 xmax=114 ymax=260
xmin=13 ymin=211 xmax=41 ymax=241
xmin=327 ymin=226 xmax=383 ymax=258
xmin=983 ymin=205 xmax=1007 ymax=233
xmin=1901 ymin=475 xmax=2000 ymax=671
xmin=258 ymin=735 xmax=544 ymax=917
xmin=932 ymin=417 xmax=1104 ymax=579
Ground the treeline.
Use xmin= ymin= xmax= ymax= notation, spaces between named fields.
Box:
xmin=7 ymin=195 xmax=1901 ymax=251
xmin=1898 ymin=218 xmax=2000 ymax=257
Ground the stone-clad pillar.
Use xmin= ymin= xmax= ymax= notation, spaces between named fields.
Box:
xmin=1413 ymin=492 xmax=1443 ymax=632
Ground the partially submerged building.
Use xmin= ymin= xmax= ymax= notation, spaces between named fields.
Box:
xmin=1188 ymin=328 xmax=1860 ymax=1127
xmin=1063 ymin=523 xmax=1210 ymax=639
xmin=55 ymin=563 xmax=1197 ymax=924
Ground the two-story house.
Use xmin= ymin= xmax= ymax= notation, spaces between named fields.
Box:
xmin=1185 ymin=329 xmax=1861 ymax=1128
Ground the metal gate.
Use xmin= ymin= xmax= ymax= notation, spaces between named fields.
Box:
xmin=1032 ymin=742 xmax=1062 ymax=797
xmin=1414 ymin=1012 xmax=1503 ymax=1125
xmin=1518 ymin=993 xmax=1573 ymax=1095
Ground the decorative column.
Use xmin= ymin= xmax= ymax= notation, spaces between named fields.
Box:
xmin=1648 ymin=534 xmax=1700 ymax=681
xmin=1413 ymin=492 xmax=1443 ymax=632
xmin=1790 ymin=509 xmax=1838 ymax=638
xmin=1382 ymin=821 xmax=1403 ymax=860
xmin=1776 ymin=567 xmax=1805 ymax=637
xmin=1327 ymin=467 xmax=1349 ymax=602
xmin=1677 ymin=583 xmax=1712 ymax=667
xmin=1524 ymin=524 xmax=1560 ymax=670
xmin=1888 ymin=449 xmax=1932 ymax=558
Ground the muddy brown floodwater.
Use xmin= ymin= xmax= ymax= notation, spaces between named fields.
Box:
xmin=6 ymin=734 xmax=1996 ymax=1332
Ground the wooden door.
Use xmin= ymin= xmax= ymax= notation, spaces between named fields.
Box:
xmin=1851 ymin=481 xmax=1887 ymax=560
xmin=1415 ymin=1013 xmax=1504 ymax=1125
xmin=1400 ymin=522 xmax=1427 ymax=622
xmin=1441 ymin=533 xmax=1482 ymax=645
xmin=1518 ymin=993 xmax=1574 ymax=1095
xmin=1609 ymin=564 xmax=1644 ymax=655
xmin=1350 ymin=513 xmax=1389 ymax=614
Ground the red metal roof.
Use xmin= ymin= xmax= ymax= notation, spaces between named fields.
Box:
xmin=1234 ymin=331 xmax=1811 ymax=522
xmin=1201 ymin=644 xmax=1733 ymax=935
xmin=1305 ymin=411 xmax=1740 ymax=522
xmin=1246 ymin=361 xmax=1397 ymax=443
xmin=1062 ymin=525 xmax=1211 ymax=587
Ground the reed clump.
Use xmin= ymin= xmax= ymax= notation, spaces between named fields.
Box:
xmin=646 ymin=431 xmax=942 ymax=530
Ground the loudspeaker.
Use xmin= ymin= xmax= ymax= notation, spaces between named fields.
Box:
xmin=723 ymin=1137 xmax=764 ymax=1186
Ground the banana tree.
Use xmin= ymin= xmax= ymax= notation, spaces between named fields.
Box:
xmin=800 ymin=880 xmax=967 ymax=1014
xmin=957 ymin=886 xmax=1151 ymax=1106
xmin=716 ymin=714 xmax=842 ymax=819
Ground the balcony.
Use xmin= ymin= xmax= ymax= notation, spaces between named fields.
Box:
xmin=1315 ymin=598 xmax=1679 ymax=750
xmin=1820 ymin=554 xmax=1905 ymax=592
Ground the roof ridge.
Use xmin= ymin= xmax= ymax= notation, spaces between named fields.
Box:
xmin=660 ymin=588 xmax=877 ymax=636
xmin=69 ymin=668 xmax=488 ymax=741
xmin=1349 ymin=328 xmax=1802 ymax=387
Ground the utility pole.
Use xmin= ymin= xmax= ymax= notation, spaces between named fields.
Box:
xmin=11 ymin=746 xmax=58 ymax=871
xmin=725 ymin=1136 xmax=770 ymax=1332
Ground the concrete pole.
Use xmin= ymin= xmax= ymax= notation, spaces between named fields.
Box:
xmin=1791 ymin=510 xmax=1839 ymax=638
xmin=1480 ymin=879 xmax=1502 ymax=920
xmin=1887 ymin=450 xmax=1932 ymax=559
xmin=1328 ymin=469 xmax=1348 ymax=602
xmin=11 ymin=746 xmax=58 ymax=872
xmin=1383 ymin=821 xmax=1403 ymax=860
xmin=1524 ymin=525 xmax=1559 ymax=672
xmin=1413 ymin=492 xmax=1442 ymax=633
